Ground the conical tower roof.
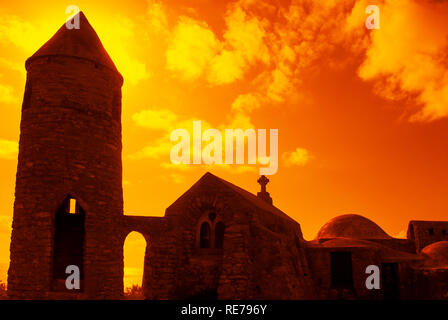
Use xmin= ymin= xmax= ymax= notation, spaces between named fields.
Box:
xmin=26 ymin=11 xmax=120 ymax=73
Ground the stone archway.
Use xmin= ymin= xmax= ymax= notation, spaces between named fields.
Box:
xmin=52 ymin=195 xmax=85 ymax=291
xmin=123 ymin=231 xmax=147 ymax=299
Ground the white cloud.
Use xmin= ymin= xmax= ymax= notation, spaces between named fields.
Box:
xmin=132 ymin=108 xmax=178 ymax=130
xmin=0 ymin=84 xmax=17 ymax=104
xmin=282 ymin=147 xmax=312 ymax=166
xmin=0 ymin=139 xmax=18 ymax=160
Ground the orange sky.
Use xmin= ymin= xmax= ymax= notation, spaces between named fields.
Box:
xmin=0 ymin=0 xmax=448 ymax=288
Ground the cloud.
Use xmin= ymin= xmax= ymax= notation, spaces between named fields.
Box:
xmin=132 ymin=108 xmax=178 ymax=130
xmin=130 ymin=108 xmax=214 ymax=161
xmin=0 ymin=215 xmax=11 ymax=234
xmin=207 ymin=0 xmax=356 ymax=104
xmin=130 ymin=105 xmax=264 ymax=174
xmin=150 ymin=0 xmax=448 ymax=125
xmin=0 ymin=15 xmax=49 ymax=54
xmin=166 ymin=16 xmax=220 ymax=81
xmin=222 ymin=6 xmax=269 ymax=65
xmin=169 ymin=173 xmax=185 ymax=184
xmin=128 ymin=138 xmax=173 ymax=160
xmin=221 ymin=93 xmax=262 ymax=130
xmin=160 ymin=162 xmax=194 ymax=171
xmin=166 ymin=3 xmax=270 ymax=85
xmin=96 ymin=15 xmax=150 ymax=85
xmin=266 ymin=67 xmax=294 ymax=103
xmin=231 ymin=93 xmax=260 ymax=113
xmin=245 ymin=0 xmax=448 ymax=122
xmin=207 ymin=6 xmax=269 ymax=85
xmin=282 ymin=147 xmax=312 ymax=166
xmin=0 ymin=139 xmax=18 ymax=160
xmin=0 ymin=84 xmax=17 ymax=104
xmin=162 ymin=0 xmax=345 ymax=112
xmin=225 ymin=112 xmax=255 ymax=131
xmin=207 ymin=50 xmax=245 ymax=85
xmin=394 ymin=230 xmax=407 ymax=239
xmin=115 ymin=54 xmax=149 ymax=86
xmin=233 ymin=0 xmax=448 ymax=122
xmin=147 ymin=0 xmax=169 ymax=34
xmin=354 ymin=0 xmax=448 ymax=121
xmin=0 ymin=57 xmax=25 ymax=78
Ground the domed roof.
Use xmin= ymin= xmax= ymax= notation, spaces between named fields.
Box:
xmin=320 ymin=237 xmax=422 ymax=262
xmin=27 ymin=11 xmax=119 ymax=73
xmin=321 ymin=238 xmax=378 ymax=248
xmin=421 ymin=241 xmax=448 ymax=267
xmin=317 ymin=214 xmax=391 ymax=240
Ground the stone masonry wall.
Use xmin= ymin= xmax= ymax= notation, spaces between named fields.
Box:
xmin=408 ymin=221 xmax=448 ymax=252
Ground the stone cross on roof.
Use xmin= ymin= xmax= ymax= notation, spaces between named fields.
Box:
xmin=257 ymin=175 xmax=269 ymax=193
xmin=257 ymin=175 xmax=273 ymax=205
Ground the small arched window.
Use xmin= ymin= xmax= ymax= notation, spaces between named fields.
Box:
xmin=67 ymin=198 xmax=78 ymax=214
xmin=215 ymin=222 xmax=225 ymax=249
xmin=200 ymin=222 xmax=211 ymax=248
xmin=53 ymin=195 xmax=85 ymax=285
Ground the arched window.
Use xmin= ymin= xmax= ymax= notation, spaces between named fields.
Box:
xmin=200 ymin=222 xmax=211 ymax=248
xmin=53 ymin=195 xmax=85 ymax=289
xmin=215 ymin=222 xmax=225 ymax=249
xmin=123 ymin=231 xmax=146 ymax=299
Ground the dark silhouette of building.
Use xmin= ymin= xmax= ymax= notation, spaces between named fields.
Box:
xmin=7 ymin=12 xmax=448 ymax=300
xmin=8 ymin=12 xmax=124 ymax=299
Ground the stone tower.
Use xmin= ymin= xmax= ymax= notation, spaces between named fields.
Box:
xmin=8 ymin=12 xmax=124 ymax=299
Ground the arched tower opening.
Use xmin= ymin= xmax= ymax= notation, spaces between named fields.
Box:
xmin=123 ymin=231 xmax=146 ymax=299
xmin=8 ymin=11 xmax=124 ymax=299
xmin=52 ymin=195 xmax=85 ymax=291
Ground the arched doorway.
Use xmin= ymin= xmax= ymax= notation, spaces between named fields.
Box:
xmin=52 ymin=195 xmax=85 ymax=291
xmin=123 ymin=231 xmax=146 ymax=299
